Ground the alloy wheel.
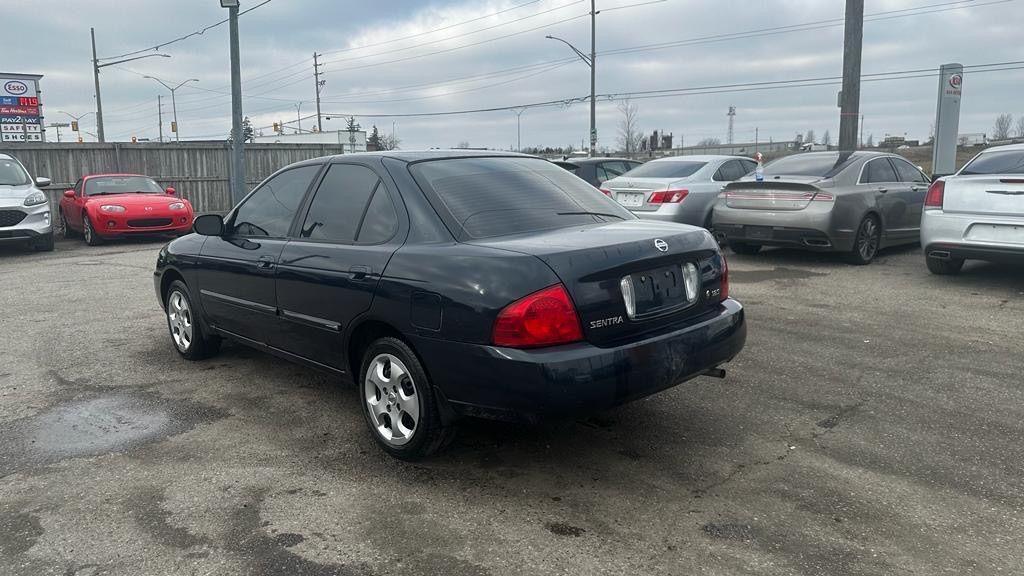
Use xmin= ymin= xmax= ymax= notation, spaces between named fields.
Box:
xmin=364 ymin=353 xmax=419 ymax=446
xmin=857 ymin=218 xmax=879 ymax=261
xmin=167 ymin=290 xmax=194 ymax=352
xmin=84 ymin=218 xmax=94 ymax=244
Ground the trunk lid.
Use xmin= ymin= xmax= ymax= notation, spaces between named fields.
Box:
xmin=467 ymin=220 xmax=727 ymax=346
xmin=942 ymin=175 xmax=1024 ymax=217
xmin=722 ymin=178 xmax=829 ymax=211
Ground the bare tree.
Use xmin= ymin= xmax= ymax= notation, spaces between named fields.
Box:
xmin=804 ymin=129 xmax=816 ymax=145
xmin=455 ymin=140 xmax=470 ymax=149
xmin=697 ymin=137 xmax=721 ymax=146
xmin=380 ymin=131 xmax=401 ymax=150
xmin=822 ymin=130 xmax=832 ymax=147
xmin=616 ymin=99 xmax=643 ymax=157
xmin=993 ymin=113 xmax=1013 ymax=140
xmin=1016 ymin=115 xmax=1024 ymax=138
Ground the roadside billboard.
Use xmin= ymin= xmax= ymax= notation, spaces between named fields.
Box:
xmin=0 ymin=74 xmax=44 ymax=142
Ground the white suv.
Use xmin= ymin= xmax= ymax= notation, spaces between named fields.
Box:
xmin=0 ymin=153 xmax=53 ymax=251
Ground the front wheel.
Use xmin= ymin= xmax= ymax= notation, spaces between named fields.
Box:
xmin=165 ymin=280 xmax=220 ymax=360
xmin=926 ymin=256 xmax=965 ymax=275
xmin=83 ymin=215 xmax=103 ymax=246
xmin=846 ymin=215 xmax=881 ymax=265
xmin=360 ymin=337 xmax=454 ymax=460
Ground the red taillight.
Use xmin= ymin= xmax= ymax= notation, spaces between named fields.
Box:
xmin=649 ymin=189 xmax=688 ymax=204
xmin=492 ymin=284 xmax=583 ymax=348
xmin=811 ymin=192 xmax=835 ymax=202
xmin=719 ymin=254 xmax=729 ymax=301
xmin=924 ymin=180 xmax=945 ymax=209
xmin=599 ymin=188 xmax=612 ymax=196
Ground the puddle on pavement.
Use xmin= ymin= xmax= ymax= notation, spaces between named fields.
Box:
xmin=0 ymin=393 xmax=225 ymax=475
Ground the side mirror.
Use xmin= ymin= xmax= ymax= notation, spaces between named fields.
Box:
xmin=35 ymin=176 xmax=51 ymax=188
xmin=63 ymin=189 xmax=75 ymax=198
xmin=166 ymin=186 xmax=176 ymax=195
xmin=193 ymin=213 xmax=224 ymax=236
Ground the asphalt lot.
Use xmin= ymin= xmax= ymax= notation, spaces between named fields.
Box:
xmin=1 ymin=237 xmax=1022 ymax=576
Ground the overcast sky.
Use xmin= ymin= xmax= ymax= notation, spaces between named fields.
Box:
xmin=7 ymin=0 xmax=1023 ymax=149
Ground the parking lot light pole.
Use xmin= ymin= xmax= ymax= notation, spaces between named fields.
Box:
xmin=90 ymin=28 xmax=170 ymax=143
xmin=546 ymin=23 xmax=597 ymax=157
xmin=223 ymin=0 xmax=246 ymax=205
xmin=144 ymin=76 xmax=199 ymax=142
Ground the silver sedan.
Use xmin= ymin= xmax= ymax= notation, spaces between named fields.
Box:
xmin=921 ymin=143 xmax=1024 ymax=274
xmin=713 ymin=151 xmax=930 ymax=264
xmin=602 ymin=155 xmax=756 ymax=229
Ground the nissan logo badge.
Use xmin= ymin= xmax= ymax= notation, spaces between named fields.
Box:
xmin=654 ymin=239 xmax=668 ymax=252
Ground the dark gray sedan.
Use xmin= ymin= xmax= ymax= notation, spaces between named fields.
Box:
xmin=712 ymin=151 xmax=930 ymax=264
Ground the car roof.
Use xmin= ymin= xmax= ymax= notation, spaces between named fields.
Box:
xmin=84 ymin=173 xmax=149 ymax=178
xmin=0 ymin=153 xmax=13 ymax=161
xmin=323 ymin=149 xmax=539 ymax=163
xmin=649 ymin=155 xmax=749 ymax=162
xmin=555 ymin=157 xmax=639 ymax=166
xmin=977 ymin=142 xmax=1024 ymax=153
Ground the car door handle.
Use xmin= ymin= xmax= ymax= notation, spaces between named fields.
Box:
xmin=350 ymin=265 xmax=371 ymax=279
xmin=256 ymin=256 xmax=276 ymax=271
xmin=876 ymin=186 xmax=888 ymax=194
xmin=910 ymin=185 xmax=921 ymax=192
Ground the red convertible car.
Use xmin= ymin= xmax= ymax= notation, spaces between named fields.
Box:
xmin=59 ymin=174 xmax=194 ymax=245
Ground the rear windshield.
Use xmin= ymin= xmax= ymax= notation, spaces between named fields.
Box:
xmin=763 ymin=153 xmax=858 ymax=178
xmin=0 ymin=158 xmax=30 ymax=186
xmin=622 ymin=160 xmax=705 ymax=178
xmin=410 ymin=157 xmax=635 ymax=240
xmin=86 ymin=176 xmax=164 ymax=195
xmin=960 ymin=150 xmax=1024 ymax=175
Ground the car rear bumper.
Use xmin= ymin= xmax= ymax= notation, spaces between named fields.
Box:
xmin=922 ymin=209 xmax=1024 ymax=263
xmin=0 ymin=203 xmax=52 ymax=243
xmin=410 ymin=298 xmax=746 ymax=422
xmin=712 ymin=203 xmax=852 ymax=251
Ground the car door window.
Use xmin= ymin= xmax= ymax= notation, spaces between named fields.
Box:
xmin=230 ymin=165 xmax=320 ymax=238
xmin=712 ymin=163 xmax=729 ymax=181
xmin=861 ymin=159 xmax=898 ymax=184
xmin=626 ymin=161 xmax=642 ymax=173
xmin=892 ymin=158 xmax=929 ymax=183
xmin=299 ymin=163 xmax=393 ymax=244
xmin=739 ymin=159 xmax=757 ymax=175
xmin=356 ymin=185 xmax=399 ymax=244
xmin=74 ymin=179 xmax=83 ymax=196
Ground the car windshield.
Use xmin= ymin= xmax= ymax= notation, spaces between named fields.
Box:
xmin=763 ymin=153 xmax=858 ymax=177
xmin=86 ymin=176 xmax=164 ymax=195
xmin=0 ymin=158 xmax=30 ymax=186
xmin=960 ymin=150 xmax=1024 ymax=175
xmin=620 ymin=160 xmax=705 ymax=178
xmin=410 ymin=156 xmax=635 ymax=240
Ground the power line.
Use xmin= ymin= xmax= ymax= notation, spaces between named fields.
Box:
xmin=97 ymin=0 xmax=274 ymax=61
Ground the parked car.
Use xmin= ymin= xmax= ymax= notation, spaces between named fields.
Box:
xmin=552 ymin=157 xmax=643 ymax=188
xmin=602 ymin=155 xmax=756 ymax=229
xmin=921 ymin=143 xmax=1024 ymax=274
xmin=59 ymin=174 xmax=194 ymax=245
xmin=154 ymin=151 xmax=745 ymax=459
xmin=713 ymin=151 xmax=930 ymax=264
xmin=0 ymin=153 xmax=53 ymax=251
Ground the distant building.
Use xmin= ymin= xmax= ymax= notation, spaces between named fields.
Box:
xmin=668 ymin=139 xmax=794 ymax=158
xmin=957 ymin=133 xmax=987 ymax=146
xmin=881 ymin=135 xmax=906 ymax=148
xmin=253 ymin=129 xmax=367 ymax=152
xmin=642 ymin=130 xmax=673 ymax=152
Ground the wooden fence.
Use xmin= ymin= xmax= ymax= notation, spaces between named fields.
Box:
xmin=0 ymin=142 xmax=346 ymax=213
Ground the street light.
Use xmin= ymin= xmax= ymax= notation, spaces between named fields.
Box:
xmin=546 ymin=2 xmax=597 ymax=156
xmin=144 ymin=76 xmax=199 ymax=142
xmin=90 ymin=27 xmax=170 ymax=142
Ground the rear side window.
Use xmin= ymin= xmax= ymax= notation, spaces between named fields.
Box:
xmin=861 ymin=159 xmax=898 ymax=184
xmin=231 ymin=165 xmax=320 ymax=237
xmin=960 ymin=150 xmax=1024 ymax=175
xmin=892 ymin=159 xmax=929 ymax=183
xmin=597 ymin=161 xmax=629 ymax=182
xmin=410 ymin=157 xmax=635 ymax=240
xmin=300 ymin=164 xmax=396 ymax=244
xmin=624 ymin=160 xmax=706 ymax=178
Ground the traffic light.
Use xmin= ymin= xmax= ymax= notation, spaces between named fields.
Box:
xmin=171 ymin=121 xmax=178 ymax=133
xmin=71 ymin=120 xmax=79 ymax=132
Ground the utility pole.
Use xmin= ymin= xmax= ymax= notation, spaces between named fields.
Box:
xmin=727 ymin=106 xmax=736 ymax=144
xmin=754 ymin=127 xmax=759 ymax=153
xmin=313 ymin=52 xmax=324 ymax=132
xmin=859 ymin=114 xmax=864 ymax=148
xmin=838 ymin=0 xmax=864 ymax=151
xmin=157 ymin=95 xmax=164 ymax=143
xmin=145 ymin=76 xmax=198 ymax=142
xmin=49 ymin=122 xmax=69 ymax=142
xmin=226 ymin=0 xmax=246 ymax=205
xmin=589 ymin=0 xmax=597 ymax=157
xmin=295 ymin=103 xmax=302 ymax=133
xmin=512 ymin=108 xmax=525 ymax=152
xmin=91 ymin=28 xmax=105 ymax=143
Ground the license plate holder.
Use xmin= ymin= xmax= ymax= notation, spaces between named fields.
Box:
xmin=629 ymin=265 xmax=689 ymax=316
xmin=745 ymin=225 xmax=772 ymax=240
xmin=617 ymin=193 xmax=645 ymax=208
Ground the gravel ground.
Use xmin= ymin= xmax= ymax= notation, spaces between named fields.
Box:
xmin=1 ymin=236 xmax=1022 ymax=576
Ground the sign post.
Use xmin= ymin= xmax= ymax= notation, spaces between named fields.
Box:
xmin=931 ymin=63 xmax=963 ymax=178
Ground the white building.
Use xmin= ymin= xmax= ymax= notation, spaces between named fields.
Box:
xmin=253 ymin=129 xmax=367 ymax=152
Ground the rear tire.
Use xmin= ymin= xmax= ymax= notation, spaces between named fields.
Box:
xmin=926 ymin=256 xmax=965 ymax=275
xmin=83 ymin=215 xmax=103 ymax=246
xmin=165 ymin=280 xmax=221 ymax=360
xmin=32 ymin=232 xmax=54 ymax=252
xmin=846 ymin=215 xmax=881 ymax=265
xmin=360 ymin=337 xmax=454 ymax=460
xmin=730 ymin=242 xmax=761 ymax=255
xmin=59 ymin=209 xmax=77 ymax=238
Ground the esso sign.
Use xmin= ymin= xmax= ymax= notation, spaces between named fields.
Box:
xmin=3 ymin=81 xmax=28 ymax=96
xmin=948 ymin=74 xmax=962 ymax=89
